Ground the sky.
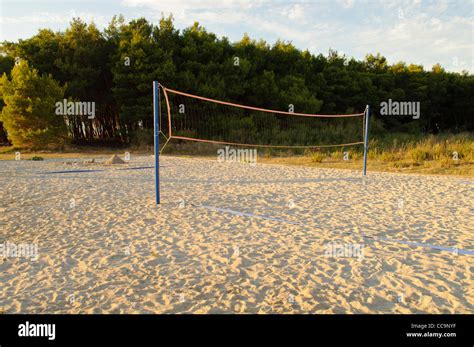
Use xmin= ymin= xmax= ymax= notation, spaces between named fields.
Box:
xmin=0 ymin=0 xmax=472 ymax=73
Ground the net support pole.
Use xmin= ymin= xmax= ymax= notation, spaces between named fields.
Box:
xmin=363 ymin=105 xmax=370 ymax=176
xmin=153 ymin=81 xmax=160 ymax=204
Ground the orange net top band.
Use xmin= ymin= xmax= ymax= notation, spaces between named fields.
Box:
xmin=161 ymin=85 xmax=365 ymax=118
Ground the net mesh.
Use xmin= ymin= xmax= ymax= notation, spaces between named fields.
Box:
xmin=160 ymin=85 xmax=366 ymax=149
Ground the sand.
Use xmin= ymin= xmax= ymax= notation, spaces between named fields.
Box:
xmin=0 ymin=155 xmax=472 ymax=313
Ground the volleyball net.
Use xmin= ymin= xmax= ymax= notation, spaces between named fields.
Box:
xmin=153 ymin=81 xmax=370 ymax=203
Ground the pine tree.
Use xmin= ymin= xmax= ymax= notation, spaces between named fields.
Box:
xmin=0 ymin=61 xmax=66 ymax=148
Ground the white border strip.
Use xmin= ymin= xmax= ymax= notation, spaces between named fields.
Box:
xmin=194 ymin=204 xmax=473 ymax=256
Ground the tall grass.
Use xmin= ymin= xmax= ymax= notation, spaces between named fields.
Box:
xmin=263 ymin=132 xmax=473 ymax=175
xmin=373 ymin=133 xmax=473 ymax=164
xmin=317 ymin=132 xmax=473 ymax=174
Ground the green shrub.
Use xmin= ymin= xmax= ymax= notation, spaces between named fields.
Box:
xmin=311 ymin=152 xmax=325 ymax=163
xmin=30 ymin=156 xmax=44 ymax=161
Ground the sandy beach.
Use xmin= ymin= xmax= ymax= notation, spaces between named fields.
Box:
xmin=0 ymin=155 xmax=473 ymax=313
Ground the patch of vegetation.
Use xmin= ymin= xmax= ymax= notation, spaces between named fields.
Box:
xmin=310 ymin=152 xmax=325 ymax=163
xmin=257 ymin=133 xmax=473 ymax=176
xmin=30 ymin=156 xmax=44 ymax=161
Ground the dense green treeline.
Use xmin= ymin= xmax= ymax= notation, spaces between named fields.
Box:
xmin=0 ymin=15 xmax=472 ymax=148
